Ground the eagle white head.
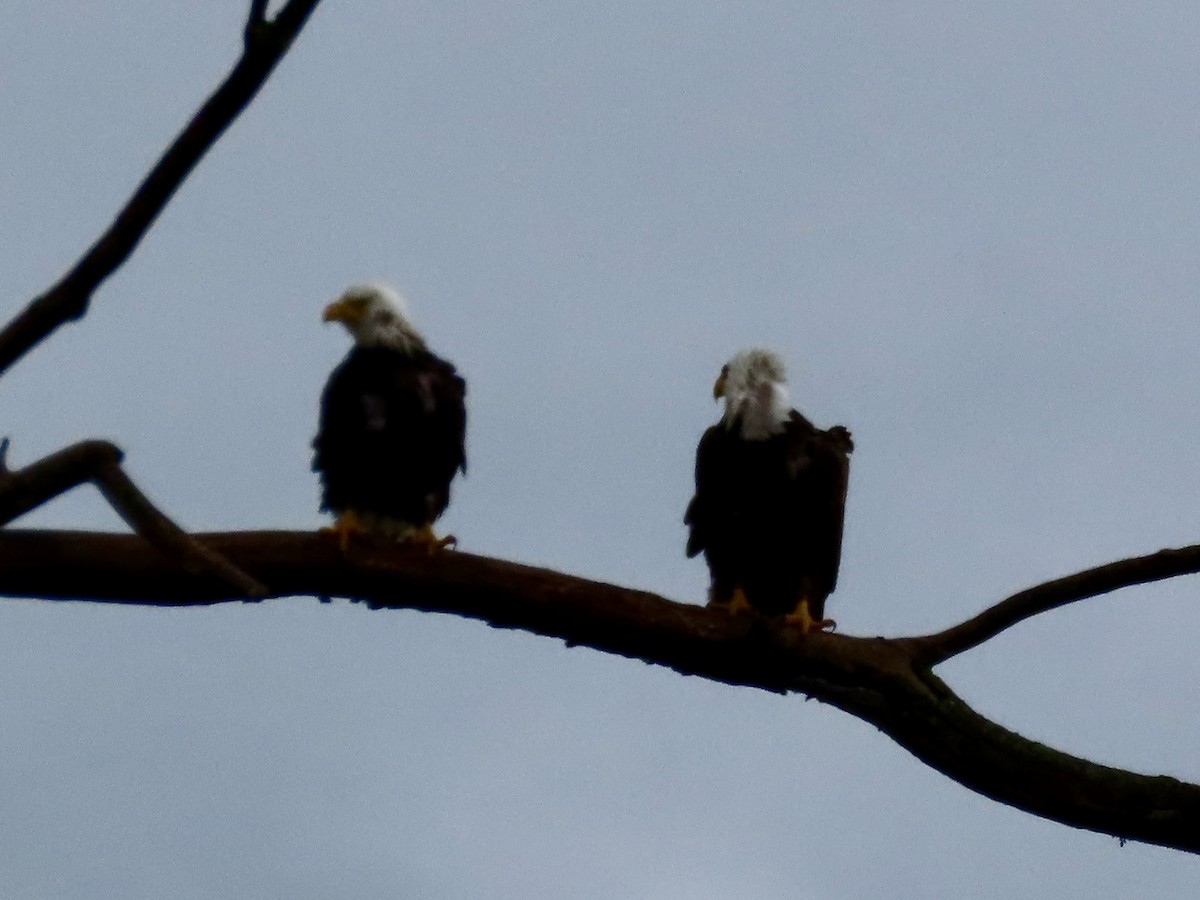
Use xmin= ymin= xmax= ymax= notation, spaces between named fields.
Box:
xmin=714 ymin=348 xmax=792 ymax=440
xmin=322 ymin=282 xmax=426 ymax=353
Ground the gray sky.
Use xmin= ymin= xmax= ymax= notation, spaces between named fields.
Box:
xmin=3 ymin=1 xmax=1200 ymax=896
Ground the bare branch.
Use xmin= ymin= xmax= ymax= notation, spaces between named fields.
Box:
xmin=909 ymin=544 xmax=1200 ymax=665
xmin=0 ymin=0 xmax=324 ymax=380
xmin=0 ymin=440 xmax=124 ymax=526
xmin=0 ymin=445 xmax=265 ymax=597
xmin=0 ymin=528 xmax=1197 ymax=854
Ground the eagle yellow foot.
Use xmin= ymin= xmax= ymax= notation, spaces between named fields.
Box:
xmin=406 ymin=523 xmax=458 ymax=553
xmin=321 ymin=510 xmax=368 ymax=552
xmin=709 ymin=586 xmax=754 ymax=615
xmin=784 ymin=599 xmax=836 ymax=635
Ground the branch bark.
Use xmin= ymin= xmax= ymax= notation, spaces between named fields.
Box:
xmin=0 ymin=0 xmax=323 ymax=379
xmin=0 ymin=528 xmax=1196 ymax=854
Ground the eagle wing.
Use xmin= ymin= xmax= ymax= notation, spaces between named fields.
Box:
xmin=785 ymin=413 xmax=853 ymax=600
xmin=684 ymin=423 xmax=731 ymax=558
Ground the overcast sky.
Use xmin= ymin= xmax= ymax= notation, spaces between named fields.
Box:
xmin=3 ymin=2 xmax=1200 ymax=897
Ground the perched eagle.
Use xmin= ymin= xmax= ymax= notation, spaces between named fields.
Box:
xmin=313 ymin=283 xmax=466 ymax=550
xmin=684 ymin=349 xmax=853 ymax=633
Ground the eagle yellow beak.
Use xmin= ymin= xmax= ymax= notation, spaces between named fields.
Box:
xmin=322 ymin=297 xmax=366 ymax=324
xmin=713 ymin=369 xmax=728 ymax=400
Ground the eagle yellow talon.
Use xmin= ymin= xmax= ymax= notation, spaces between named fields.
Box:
xmin=709 ymin=586 xmax=754 ymax=615
xmin=406 ymin=523 xmax=457 ymax=552
xmin=784 ymin=599 xmax=836 ymax=635
xmin=321 ymin=510 xmax=368 ymax=552
xmin=727 ymin=586 xmax=753 ymax=615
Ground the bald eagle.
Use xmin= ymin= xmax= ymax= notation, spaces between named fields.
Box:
xmin=313 ymin=283 xmax=466 ymax=550
xmin=684 ymin=349 xmax=853 ymax=633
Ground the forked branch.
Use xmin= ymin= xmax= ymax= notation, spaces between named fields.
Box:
xmin=0 ymin=529 xmax=1196 ymax=854
xmin=0 ymin=442 xmax=265 ymax=597
xmin=0 ymin=1 xmax=312 ymax=592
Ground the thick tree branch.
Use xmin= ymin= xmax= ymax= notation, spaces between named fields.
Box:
xmin=0 ymin=0 xmax=323 ymax=380
xmin=910 ymin=544 xmax=1200 ymax=666
xmin=0 ymin=529 xmax=1196 ymax=854
xmin=0 ymin=445 xmax=265 ymax=597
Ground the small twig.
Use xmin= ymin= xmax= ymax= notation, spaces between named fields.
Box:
xmin=245 ymin=0 xmax=271 ymax=46
xmin=909 ymin=544 xmax=1200 ymax=665
xmin=0 ymin=441 xmax=266 ymax=597
xmin=248 ymin=0 xmax=270 ymax=25
xmin=0 ymin=0 xmax=324 ymax=380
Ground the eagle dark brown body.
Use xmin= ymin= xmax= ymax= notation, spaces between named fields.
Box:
xmin=686 ymin=407 xmax=852 ymax=621
xmin=314 ymin=340 xmax=465 ymax=537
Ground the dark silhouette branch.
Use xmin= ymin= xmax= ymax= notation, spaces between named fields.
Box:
xmin=0 ymin=1 xmax=308 ymax=592
xmin=0 ymin=0 xmax=323 ymax=380
xmin=0 ymin=528 xmax=1196 ymax=855
xmin=0 ymin=444 xmax=265 ymax=597
xmin=910 ymin=544 xmax=1200 ymax=666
